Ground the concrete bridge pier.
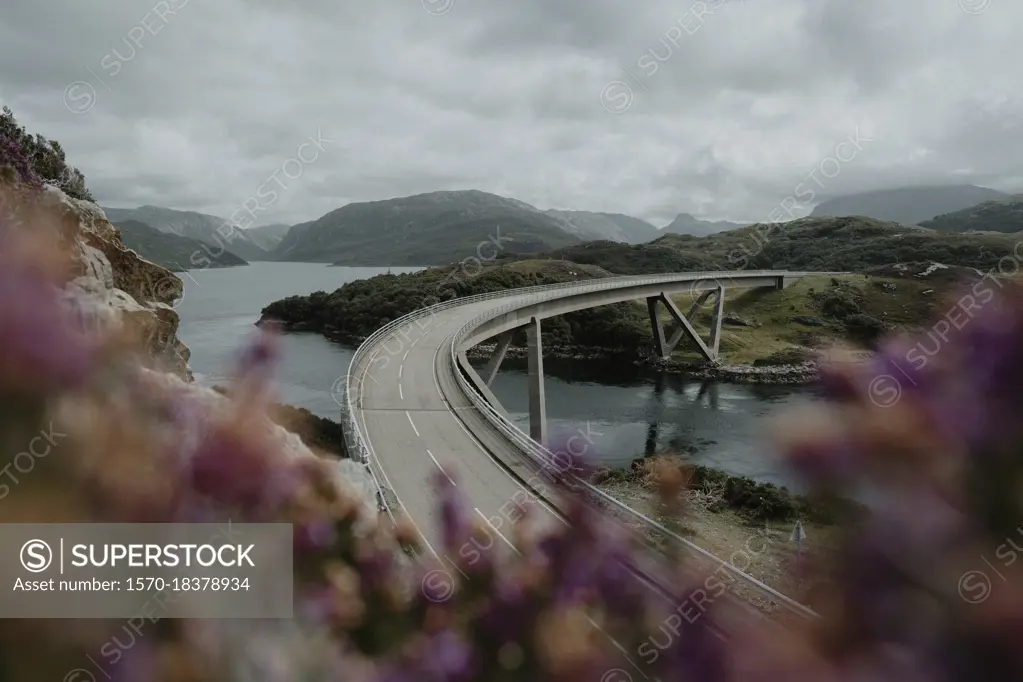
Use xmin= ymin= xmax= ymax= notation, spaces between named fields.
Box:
xmin=526 ymin=316 xmax=547 ymax=445
xmin=482 ymin=330 xmax=514 ymax=385
xmin=646 ymin=287 xmax=726 ymax=362
xmin=466 ymin=323 xmax=546 ymax=445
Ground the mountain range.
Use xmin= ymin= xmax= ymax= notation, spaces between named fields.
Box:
xmin=544 ymin=210 xmax=660 ymax=243
xmin=100 ymin=205 xmax=270 ymax=261
xmin=660 ymin=213 xmax=747 ymax=237
xmin=245 ymin=223 xmax=293 ymax=250
xmin=101 ymin=183 xmax=1017 ymax=269
xmin=111 ymin=219 xmax=248 ymax=271
xmin=810 ymin=184 xmax=1008 ymax=226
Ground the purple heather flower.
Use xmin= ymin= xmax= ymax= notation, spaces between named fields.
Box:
xmin=653 ymin=579 xmax=730 ymax=682
xmin=422 ymin=630 xmax=474 ymax=680
xmin=188 ymin=424 xmax=273 ymax=511
xmin=437 ymin=469 xmax=469 ymax=553
xmin=106 ymin=638 xmax=156 ymax=682
xmin=0 ymin=133 xmax=44 ymax=190
xmin=234 ymin=326 xmax=281 ymax=386
xmin=294 ymin=519 xmax=337 ymax=553
xmin=0 ymin=245 xmax=97 ymax=392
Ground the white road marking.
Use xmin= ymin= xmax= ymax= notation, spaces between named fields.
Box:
xmin=403 ymin=350 xmax=410 ymax=361
xmin=445 ymin=555 xmax=469 ymax=580
xmin=587 ymin=615 xmax=653 ymax=681
xmin=406 ymin=411 xmax=420 ymax=436
xmin=398 ymin=363 xmax=403 ymax=380
xmin=447 ymin=409 xmax=567 ymax=525
xmin=474 ymin=507 xmax=520 ymax=555
xmin=355 ymin=342 xmax=439 ymax=559
xmin=399 ymin=382 xmax=403 ymax=400
xmin=427 ymin=449 xmax=457 ymax=486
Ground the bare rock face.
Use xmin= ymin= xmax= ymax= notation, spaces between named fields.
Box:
xmin=40 ymin=185 xmax=192 ymax=379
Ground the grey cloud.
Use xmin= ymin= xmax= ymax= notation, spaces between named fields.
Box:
xmin=0 ymin=0 xmax=1020 ymax=228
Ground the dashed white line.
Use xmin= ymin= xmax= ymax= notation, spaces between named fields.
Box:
xmin=403 ymin=350 xmax=410 ymax=361
xmin=474 ymin=508 xmax=520 ymax=555
xmin=427 ymin=449 xmax=457 ymax=486
xmin=406 ymin=411 xmax=420 ymax=436
xmin=399 ymin=382 xmax=404 ymax=400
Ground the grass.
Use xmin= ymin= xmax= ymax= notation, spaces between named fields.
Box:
xmin=658 ymin=274 xmax=951 ymax=365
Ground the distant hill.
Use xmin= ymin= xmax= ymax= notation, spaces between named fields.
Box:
xmin=653 ymin=215 xmax=1015 ymax=272
xmin=101 ymin=205 xmax=270 ymax=261
xmin=112 ymin=219 xmax=248 ymax=271
xmin=919 ymin=195 xmax=1023 ymax=234
xmin=810 ymin=185 xmax=1008 ymax=225
xmin=522 ymin=239 xmax=718 ymax=274
xmin=660 ymin=213 xmax=747 ymax=237
xmin=544 ymin=210 xmax=660 ymax=244
xmin=244 ymin=223 xmax=292 ymax=251
xmin=503 ymin=215 xmax=1017 ymax=274
xmin=273 ymin=190 xmax=582 ymax=265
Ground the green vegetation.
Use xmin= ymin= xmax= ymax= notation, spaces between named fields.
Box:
xmin=113 ymin=219 xmax=248 ymax=271
xmin=502 ymin=215 xmax=1017 ymax=274
xmin=262 ymin=259 xmax=651 ymax=350
xmin=668 ymin=273 xmax=951 ymax=364
xmin=920 ymin=195 xmax=1023 ymax=234
xmin=265 ymin=215 xmax=1011 ymax=365
xmin=808 ymin=184 xmax=1007 ymax=225
xmin=0 ymin=106 xmax=93 ymax=201
xmin=594 ymin=460 xmax=864 ymax=524
xmin=651 ymin=216 xmax=1015 ymax=272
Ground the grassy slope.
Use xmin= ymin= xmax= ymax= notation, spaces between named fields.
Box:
xmin=662 ymin=273 xmax=950 ymax=364
xmin=920 ymin=195 xmax=1023 ymax=234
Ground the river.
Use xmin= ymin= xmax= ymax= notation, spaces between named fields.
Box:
xmin=176 ymin=262 xmax=816 ymax=488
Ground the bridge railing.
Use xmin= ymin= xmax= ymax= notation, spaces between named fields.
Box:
xmin=343 ymin=269 xmax=778 ymax=462
xmin=343 ymin=269 xmax=821 ymax=619
xmin=445 ymin=271 xmax=821 ymax=620
xmin=342 ymin=270 xmax=776 ymax=524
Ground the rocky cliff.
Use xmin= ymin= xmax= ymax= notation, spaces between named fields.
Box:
xmin=8 ymin=182 xmax=192 ymax=379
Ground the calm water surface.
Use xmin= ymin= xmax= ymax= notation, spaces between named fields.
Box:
xmin=177 ymin=263 xmax=814 ymax=487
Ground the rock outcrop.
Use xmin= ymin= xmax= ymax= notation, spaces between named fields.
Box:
xmin=38 ymin=185 xmax=192 ymax=378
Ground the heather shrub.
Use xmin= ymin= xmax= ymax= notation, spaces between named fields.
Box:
xmin=0 ymin=106 xmax=93 ymax=201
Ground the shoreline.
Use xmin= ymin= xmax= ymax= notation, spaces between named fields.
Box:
xmin=464 ymin=342 xmax=822 ymax=385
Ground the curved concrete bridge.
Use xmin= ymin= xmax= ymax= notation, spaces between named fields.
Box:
xmin=342 ymin=270 xmax=820 ymax=558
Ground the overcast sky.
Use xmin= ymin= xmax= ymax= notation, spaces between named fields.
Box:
xmin=2 ymin=0 xmax=1021 ymax=227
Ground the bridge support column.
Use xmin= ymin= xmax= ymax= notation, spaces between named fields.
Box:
xmin=647 ymin=289 xmax=726 ymax=362
xmin=646 ymin=297 xmax=669 ymax=358
xmin=526 ymin=317 xmax=547 ymax=446
xmin=482 ymin=330 xmax=513 ymax=385
xmin=708 ymin=285 xmax=725 ymax=358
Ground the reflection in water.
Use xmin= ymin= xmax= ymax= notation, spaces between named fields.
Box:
xmin=482 ymin=357 xmax=819 ymax=490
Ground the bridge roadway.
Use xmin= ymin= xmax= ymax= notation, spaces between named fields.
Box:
xmin=352 ymin=291 xmax=567 ymax=558
xmin=348 ymin=270 xmax=815 ymax=557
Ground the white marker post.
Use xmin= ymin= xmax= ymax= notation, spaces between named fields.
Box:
xmin=790 ymin=520 xmax=807 ymax=579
